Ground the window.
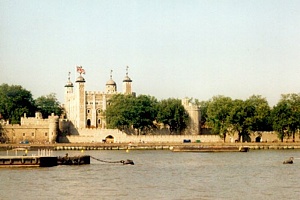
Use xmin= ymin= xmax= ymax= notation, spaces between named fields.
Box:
xmin=32 ymin=132 xmax=34 ymax=137
xmin=45 ymin=132 xmax=48 ymax=136
xmin=87 ymin=109 xmax=90 ymax=114
xmin=98 ymin=119 xmax=101 ymax=124
xmin=23 ymin=133 xmax=25 ymax=136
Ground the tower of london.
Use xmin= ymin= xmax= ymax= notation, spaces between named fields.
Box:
xmin=63 ymin=66 xmax=133 ymax=130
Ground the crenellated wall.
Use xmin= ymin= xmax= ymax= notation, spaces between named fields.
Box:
xmin=2 ymin=112 xmax=59 ymax=144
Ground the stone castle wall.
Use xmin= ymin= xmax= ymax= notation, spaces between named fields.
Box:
xmin=3 ymin=124 xmax=51 ymax=144
xmin=1 ymin=112 xmax=59 ymax=144
xmin=2 ymin=113 xmax=299 ymax=144
xmin=58 ymin=128 xmax=222 ymax=143
xmin=225 ymin=131 xmax=300 ymax=143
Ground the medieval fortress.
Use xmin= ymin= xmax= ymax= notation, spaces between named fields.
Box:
xmin=2 ymin=67 xmax=225 ymax=144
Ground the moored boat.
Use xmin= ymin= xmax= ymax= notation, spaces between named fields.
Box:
xmin=170 ymin=146 xmax=250 ymax=152
xmin=0 ymin=156 xmax=58 ymax=167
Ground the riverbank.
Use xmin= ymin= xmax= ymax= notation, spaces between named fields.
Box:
xmin=1 ymin=142 xmax=300 ymax=151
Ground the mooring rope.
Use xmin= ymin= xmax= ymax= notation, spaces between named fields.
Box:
xmin=90 ymin=156 xmax=123 ymax=164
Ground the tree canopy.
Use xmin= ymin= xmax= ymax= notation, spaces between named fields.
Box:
xmin=105 ymin=94 xmax=158 ymax=134
xmin=156 ymin=98 xmax=189 ymax=134
xmin=106 ymin=95 xmax=189 ymax=134
xmin=206 ymin=95 xmax=233 ymax=141
xmin=35 ymin=93 xmax=63 ymax=118
xmin=271 ymin=94 xmax=300 ymax=142
xmin=0 ymin=84 xmax=36 ymax=124
xmin=202 ymin=95 xmax=272 ymax=142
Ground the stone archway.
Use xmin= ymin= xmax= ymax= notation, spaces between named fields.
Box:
xmin=255 ymin=136 xmax=261 ymax=142
xmin=105 ymin=135 xmax=114 ymax=143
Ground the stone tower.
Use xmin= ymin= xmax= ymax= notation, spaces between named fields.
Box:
xmin=123 ymin=66 xmax=132 ymax=95
xmin=64 ymin=72 xmax=74 ymax=119
xmin=76 ymin=72 xmax=86 ymax=128
xmin=48 ymin=113 xmax=59 ymax=143
xmin=105 ymin=70 xmax=117 ymax=94
xmin=182 ymin=98 xmax=201 ymax=135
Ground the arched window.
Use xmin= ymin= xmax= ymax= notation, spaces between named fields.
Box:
xmin=98 ymin=119 xmax=101 ymax=124
xmin=87 ymin=119 xmax=91 ymax=127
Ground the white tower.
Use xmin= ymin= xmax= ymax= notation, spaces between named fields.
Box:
xmin=123 ymin=66 xmax=132 ymax=95
xmin=75 ymin=66 xmax=86 ymax=128
xmin=64 ymin=72 xmax=73 ymax=119
xmin=105 ymin=70 xmax=117 ymax=94
xmin=182 ymin=98 xmax=201 ymax=135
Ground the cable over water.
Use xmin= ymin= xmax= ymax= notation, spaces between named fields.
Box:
xmin=90 ymin=156 xmax=134 ymax=165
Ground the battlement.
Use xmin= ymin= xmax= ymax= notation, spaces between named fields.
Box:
xmin=181 ymin=98 xmax=200 ymax=111
xmin=21 ymin=112 xmax=59 ymax=126
xmin=86 ymin=91 xmax=105 ymax=95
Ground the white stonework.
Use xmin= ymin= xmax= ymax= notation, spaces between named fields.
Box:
xmin=63 ymin=68 xmax=133 ymax=130
xmin=182 ymin=98 xmax=201 ymax=135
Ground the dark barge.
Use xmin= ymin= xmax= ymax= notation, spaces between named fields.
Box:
xmin=0 ymin=155 xmax=91 ymax=167
xmin=171 ymin=146 xmax=250 ymax=152
xmin=0 ymin=149 xmax=91 ymax=167
xmin=57 ymin=154 xmax=90 ymax=165
xmin=0 ymin=156 xmax=58 ymax=167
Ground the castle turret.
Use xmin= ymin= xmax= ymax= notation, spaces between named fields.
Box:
xmin=64 ymin=72 xmax=73 ymax=119
xmin=182 ymin=98 xmax=201 ymax=135
xmin=75 ymin=66 xmax=86 ymax=128
xmin=106 ymin=70 xmax=117 ymax=94
xmin=48 ymin=113 xmax=59 ymax=143
xmin=123 ymin=66 xmax=132 ymax=95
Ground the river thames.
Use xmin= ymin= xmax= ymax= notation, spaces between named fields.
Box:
xmin=0 ymin=149 xmax=299 ymax=200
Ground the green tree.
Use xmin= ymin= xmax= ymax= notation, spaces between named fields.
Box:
xmin=130 ymin=95 xmax=158 ymax=134
xmin=156 ymin=98 xmax=189 ymax=134
xmin=228 ymin=95 xmax=271 ymax=142
xmin=105 ymin=94 xmax=131 ymax=130
xmin=228 ymin=99 xmax=254 ymax=142
xmin=245 ymin=95 xmax=272 ymax=131
xmin=105 ymin=94 xmax=158 ymax=134
xmin=271 ymin=101 xmax=291 ymax=141
xmin=271 ymin=93 xmax=300 ymax=142
xmin=206 ymin=96 xmax=233 ymax=142
xmin=35 ymin=93 xmax=63 ymax=118
xmin=0 ymin=123 xmax=8 ymax=143
xmin=0 ymin=84 xmax=36 ymax=124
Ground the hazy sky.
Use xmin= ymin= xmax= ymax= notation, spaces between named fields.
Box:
xmin=1 ymin=0 xmax=300 ymax=106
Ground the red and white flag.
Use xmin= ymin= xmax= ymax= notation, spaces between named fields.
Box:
xmin=76 ymin=66 xmax=86 ymax=74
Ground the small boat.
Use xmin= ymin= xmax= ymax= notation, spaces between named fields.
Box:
xmin=283 ymin=157 xmax=294 ymax=164
xmin=57 ymin=153 xmax=90 ymax=165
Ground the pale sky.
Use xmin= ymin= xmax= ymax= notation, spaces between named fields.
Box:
xmin=1 ymin=0 xmax=300 ymax=106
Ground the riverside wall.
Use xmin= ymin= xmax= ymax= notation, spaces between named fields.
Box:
xmin=59 ymin=128 xmax=222 ymax=143
xmin=1 ymin=142 xmax=300 ymax=151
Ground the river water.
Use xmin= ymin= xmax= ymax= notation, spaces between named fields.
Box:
xmin=0 ymin=149 xmax=299 ymax=200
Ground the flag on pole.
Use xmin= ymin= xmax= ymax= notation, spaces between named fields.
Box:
xmin=76 ymin=66 xmax=86 ymax=74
